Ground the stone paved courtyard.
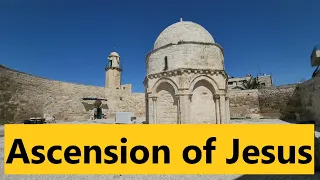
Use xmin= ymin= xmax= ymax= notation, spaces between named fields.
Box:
xmin=0 ymin=119 xmax=319 ymax=180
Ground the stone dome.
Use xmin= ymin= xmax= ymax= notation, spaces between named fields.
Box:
xmin=153 ymin=21 xmax=215 ymax=50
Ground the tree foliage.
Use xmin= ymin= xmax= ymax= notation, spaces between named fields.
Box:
xmin=233 ymin=77 xmax=260 ymax=90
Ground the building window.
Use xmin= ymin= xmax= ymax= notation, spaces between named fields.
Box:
xmin=164 ymin=56 xmax=168 ymax=71
xmin=261 ymin=83 xmax=266 ymax=86
xmin=228 ymin=82 xmax=233 ymax=85
xmin=109 ymin=60 xmax=113 ymax=67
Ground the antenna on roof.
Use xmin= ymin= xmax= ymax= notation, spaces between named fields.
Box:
xmin=258 ymin=61 xmax=261 ymax=75
xmin=113 ymin=46 xmax=116 ymax=51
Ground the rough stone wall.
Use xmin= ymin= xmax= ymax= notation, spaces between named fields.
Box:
xmin=228 ymin=84 xmax=302 ymax=120
xmin=0 ymin=65 xmax=145 ymax=124
xmin=228 ymin=89 xmax=260 ymax=119
xmin=258 ymin=85 xmax=301 ymax=119
xmin=298 ymin=76 xmax=320 ymax=122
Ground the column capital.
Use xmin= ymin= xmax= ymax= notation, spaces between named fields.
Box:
xmin=175 ymin=93 xmax=193 ymax=101
xmin=150 ymin=97 xmax=157 ymax=101
xmin=214 ymin=94 xmax=220 ymax=99
xmin=215 ymin=93 xmax=227 ymax=98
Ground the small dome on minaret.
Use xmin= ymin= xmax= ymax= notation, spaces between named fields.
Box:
xmin=109 ymin=51 xmax=120 ymax=57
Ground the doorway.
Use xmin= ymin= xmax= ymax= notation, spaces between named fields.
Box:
xmin=93 ymin=100 xmax=103 ymax=119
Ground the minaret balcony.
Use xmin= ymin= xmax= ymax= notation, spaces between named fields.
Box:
xmin=105 ymin=65 xmax=122 ymax=72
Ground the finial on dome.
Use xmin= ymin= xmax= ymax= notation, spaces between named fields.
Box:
xmin=180 ymin=18 xmax=183 ymax=22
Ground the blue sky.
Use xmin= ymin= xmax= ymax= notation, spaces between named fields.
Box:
xmin=1 ymin=0 xmax=319 ymax=92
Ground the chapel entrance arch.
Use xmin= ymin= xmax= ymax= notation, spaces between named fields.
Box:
xmin=189 ymin=76 xmax=217 ymax=124
xmin=152 ymin=79 xmax=179 ymax=124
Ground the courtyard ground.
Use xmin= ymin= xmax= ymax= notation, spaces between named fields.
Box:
xmin=0 ymin=119 xmax=319 ymax=180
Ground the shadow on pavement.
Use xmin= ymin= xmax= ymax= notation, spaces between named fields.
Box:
xmin=235 ymin=173 xmax=320 ymax=180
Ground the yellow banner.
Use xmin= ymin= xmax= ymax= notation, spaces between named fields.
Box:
xmin=4 ymin=124 xmax=314 ymax=174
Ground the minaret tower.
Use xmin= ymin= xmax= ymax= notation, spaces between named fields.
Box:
xmin=105 ymin=51 xmax=122 ymax=89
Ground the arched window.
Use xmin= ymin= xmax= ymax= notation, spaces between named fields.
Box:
xmin=164 ymin=56 xmax=168 ymax=71
xmin=109 ymin=60 xmax=113 ymax=67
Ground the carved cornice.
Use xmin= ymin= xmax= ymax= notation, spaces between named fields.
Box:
xmin=146 ymin=68 xmax=227 ymax=79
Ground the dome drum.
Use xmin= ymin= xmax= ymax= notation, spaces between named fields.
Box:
xmin=147 ymin=43 xmax=224 ymax=75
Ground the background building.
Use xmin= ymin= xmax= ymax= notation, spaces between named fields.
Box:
xmin=228 ymin=74 xmax=273 ymax=90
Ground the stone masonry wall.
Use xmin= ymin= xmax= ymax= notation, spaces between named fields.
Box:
xmin=228 ymin=84 xmax=301 ymax=120
xmin=258 ymin=84 xmax=301 ymax=119
xmin=298 ymin=76 xmax=320 ymax=122
xmin=0 ymin=65 xmax=145 ymax=124
xmin=228 ymin=89 xmax=260 ymax=119
xmin=147 ymin=43 xmax=224 ymax=75
xmin=2 ymin=64 xmax=319 ymax=124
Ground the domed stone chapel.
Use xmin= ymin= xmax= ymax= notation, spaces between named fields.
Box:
xmin=144 ymin=19 xmax=230 ymax=124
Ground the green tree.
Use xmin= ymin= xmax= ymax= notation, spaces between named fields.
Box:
xmin=233 ymin=77 xmax=260 ymax=90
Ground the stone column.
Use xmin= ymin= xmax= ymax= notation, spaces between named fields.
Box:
xmin=219 ymin=94 xmax=226 ymax=124
xmin=226 ymin=96 xmax=230 ymax=124
xmin=152 ymin=97 xmax=157 ymax=124
xmin=147 ymin=96 xmax=153 ymax=124
xmin=177 ymin=93 xmax=191 ymax=124
xmin=176 ymin=95 xmax=181 ymax=124
xmin=214 ymin=94 xmax=220 ymax=124
xmin=145 ymin=96 xmax=150 ymax=123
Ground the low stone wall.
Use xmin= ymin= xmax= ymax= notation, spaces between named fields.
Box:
xmin=228 ymin=89 xmax=260 ymax=119
xmin=228 ymin=84 xmax=302 ymax=120
xmin=258 ymin=84 xmax=301 ymax=119
xmin=2 ymin=64 xmax=320 ymax=124
xmin=298 ymin=76 xmax=320 ymax=122
xmin=0 ymin=65 xmax=145 ymax=124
